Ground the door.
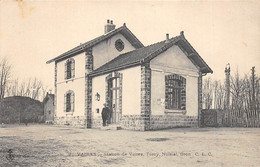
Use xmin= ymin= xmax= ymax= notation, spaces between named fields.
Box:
xmin=108 ymin=77 xmax=121 ymax=124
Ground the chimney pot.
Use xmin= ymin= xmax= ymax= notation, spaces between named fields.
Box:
xmin=107 ymin=19 xmax=110 ymax=23
xmin=165 ymin=33 xmax=170 ymax=43
xmin=180 ymin=31 xmax=184 ymax=36
xmin=111 ymin=20 xmax=113 ymax=24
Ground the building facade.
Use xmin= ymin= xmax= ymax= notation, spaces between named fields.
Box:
xmin=47 ymin=20 xmax=212 ymax=130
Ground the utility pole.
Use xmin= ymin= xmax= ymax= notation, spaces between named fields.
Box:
xmin=251 ymin=66 xmax=255 ymax=110
xmin=225 ymin=63 xmax=231 ymax=110
xmin=251 ymin=67 xmax=257 ymax=127
xmin=224 ymin=63 xmax=231 ymax=126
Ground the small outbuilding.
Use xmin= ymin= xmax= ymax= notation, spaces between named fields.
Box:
xmin=43 ymin=93 xmax=55 ymax=123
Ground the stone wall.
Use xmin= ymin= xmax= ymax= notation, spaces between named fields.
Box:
xmin=92 ymin=116 xmax=102 ymax=129
xmin=149 ymin=115 xmax=198 ymax=130
xmin=140 ymin=64 xmax=151 ymax=130
xmin=91 ymin=115 xmax=145 ymax=130
xmin=54 ymin=116 xmax=86 ymax=128
xmin=44 ymin=97 xmax=54 ymax=122
xmin=54 ymin=62 xmax=57 ymax=117
xmin=85 ymin=49 xmax=93 ymax=128
xmin=198 ymin=72 xmax=202 ymax=127
xmin=119 ymin=115 xmax=145 ymax=131
xmin=91 ymin=114 xmax=197 ymax=130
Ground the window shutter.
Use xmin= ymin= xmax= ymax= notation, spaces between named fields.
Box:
xmin=64 ymin=61 xmax=67 ymax=80
xmin=72 ymin=59 xmax=75 ymax=78
xmin=64 ymin=93 xmax=66 ymax=112
xmin=71 ymin=91 xmax=75 ymax=112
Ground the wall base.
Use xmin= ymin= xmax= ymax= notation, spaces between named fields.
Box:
xmin=120 ymin=115 xmax=145 ymax=131
xmin=92 ymin=116 xmax=102 ymax=129
xmin=54 ymin=116 xmax=86 ymax=128
xmin=150 ymin=115 xmax=198 ymax=130
xmin=91 ymin=115 xmax=145 ymax=131
xmin=54 ymin=114 xmax=198 ymax=130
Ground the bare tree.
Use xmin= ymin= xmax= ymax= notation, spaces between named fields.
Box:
xmin=5 ymin=78 xmax=18 ymax=97
xmin=214 ymin=80 xmax=225 ymax=110
xmin=0 ymin=57 xmax=12 ymax=99
xmin=41 ymin=85 xmax=48 ymax=101
xmin=202 ymin=77 xmax=213 ymax=109
xmin=16 ymin=77 xmax=47 ymax=101
xmin=230 ymin=69 xmax=246 ymax=114
xmin=202 ymin=66 xmax=259 ymax=127
xmin=243 ymin=68 xmax=260 ymax=126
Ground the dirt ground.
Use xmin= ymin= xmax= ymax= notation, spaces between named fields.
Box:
xmin=0 ymin=125 xmax=259 ymax=167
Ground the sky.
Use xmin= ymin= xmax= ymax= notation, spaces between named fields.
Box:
xmin=0 ymin=0 xmax=260 ymax=91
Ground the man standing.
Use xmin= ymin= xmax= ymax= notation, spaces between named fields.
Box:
xmin=102 ymin=103 xmax=110 ymax=126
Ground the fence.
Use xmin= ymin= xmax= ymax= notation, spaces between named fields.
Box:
xmin=201 ymin=109 xmax=260 ymax=127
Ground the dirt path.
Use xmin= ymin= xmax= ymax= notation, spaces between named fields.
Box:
xmin=0 ymin=125 xmax=259 ymax=167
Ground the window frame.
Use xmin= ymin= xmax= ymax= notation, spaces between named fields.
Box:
xmin=64 ymin=58 xmax=75 ymax=80
xmin=64 ymin=90 xmax=75 ymax=114
xmin=166 ymin=79 xmax=182 ymax=110
xmin=115 ymin=39 xmax=124 ymax=52
xmin=165 ymin=74 xmax=186 ymax=112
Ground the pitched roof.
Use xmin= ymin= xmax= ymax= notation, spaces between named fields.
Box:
xmin=46 ymin=25 xmax=144 ymax=64
xmin=90 ymin=33 xmax=213 ymax=77
xmin=43 ymin=93 xmax=54 ymax=104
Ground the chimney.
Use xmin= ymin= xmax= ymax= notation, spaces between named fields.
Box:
xmin=180 ymin=31 xmax=184 ymax=36
xmin=165 ymin=33 xmax=170 ymax=43
xmin=104 ymin=19 xmax=116 ymax=34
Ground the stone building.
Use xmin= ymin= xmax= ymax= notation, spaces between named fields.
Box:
xmin=43 ymin=93 xmax=55 ymax=123
xmin=47 ymin=20 xmax=213 ymax=130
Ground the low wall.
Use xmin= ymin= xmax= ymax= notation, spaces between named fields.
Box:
xmin=149 ymin=115 xmax=198 ymax=130
xmin=54 ymin=116 xmax=86 ymax=128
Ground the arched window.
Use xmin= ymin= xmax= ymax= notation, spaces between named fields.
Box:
xmin=165 ymin=74 xmax=186 ymax=110
xmin=64 ymin=90 xmax=75 ymax=113
xmin=64 ymin=58 xmax=75 ymax=80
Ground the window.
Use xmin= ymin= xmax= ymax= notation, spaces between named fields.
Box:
xmin=115 ymin=39 xmax=124 ymax=52
xmin=165 ymin=74 xmax=186 ymax=110
xmin=64 ymin=90 xmax=75 ymax=113
xmin=66 ymin=93 xmax=71 ymax=112
xmin=65 ymin=58 xmax=75 ymax=80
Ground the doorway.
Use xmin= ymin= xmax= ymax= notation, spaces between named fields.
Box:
xmin=108 ymin=77 xmax=122 ymax=124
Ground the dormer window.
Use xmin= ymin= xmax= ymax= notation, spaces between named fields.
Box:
xmin=65 ymin=58 xmax=75 ymax=80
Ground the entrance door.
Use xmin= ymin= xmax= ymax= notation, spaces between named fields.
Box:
xmin=108 ymin=77 xmax=121 ymax=124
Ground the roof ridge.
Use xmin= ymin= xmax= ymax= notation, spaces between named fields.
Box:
xmin=46 ymin=25 xmax=143 ymax=64
xmin=142 ymin=35 xmax=181 ymax=61
xmin=64 ymin=26 xmax=125 ymax=55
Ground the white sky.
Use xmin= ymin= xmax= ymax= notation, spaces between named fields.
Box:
xmin=1 ymin=0 xmax=260 ymax=90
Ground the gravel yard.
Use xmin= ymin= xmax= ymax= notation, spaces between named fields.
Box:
xmin=0 ymin=125 xmax=259 ymax=167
